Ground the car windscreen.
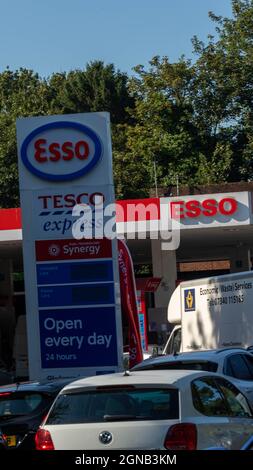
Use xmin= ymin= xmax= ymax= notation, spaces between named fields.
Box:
xmin=0 ymin=392 xmax=52 ymax=417
xmin=134 ymin=360 xmax=218 ymax=372
xmin=46 ymin=387 xmax=179 ymax=424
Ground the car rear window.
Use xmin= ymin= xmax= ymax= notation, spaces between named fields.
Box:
xmin=0 ymin=392 xmax=50 ymax=417
xmin=134 ymin=360 xmax=218 ymax=372
xmin=46 ymin=387 xmax=179 ymax=424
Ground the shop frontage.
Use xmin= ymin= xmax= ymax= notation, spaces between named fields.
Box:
xmin=0 ymin=189 xmax=253 ymax=368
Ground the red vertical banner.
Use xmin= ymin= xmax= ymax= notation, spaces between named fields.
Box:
xmin=118 ymin=240 xmax=143 ymax=368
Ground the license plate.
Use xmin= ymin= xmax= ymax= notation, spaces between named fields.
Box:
xmin=6 ymin=435 xmax=16 ymax=447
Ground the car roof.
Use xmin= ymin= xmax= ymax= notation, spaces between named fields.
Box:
xmin=0 ymin=378 xmax=70 ymax=394
xmin=134 ymin=348 xmax=251 ymax=367
xmin=60 ymin=369 xmax=221 ymax=393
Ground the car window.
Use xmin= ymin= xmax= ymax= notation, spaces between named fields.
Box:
xmin=166 ymin=329 xmax=181 ymax=354
xmin=46 ymin=387 xmax=179 ymax=424
xmin=215 ymin=377 xmax=252 ymax=418
xmin=134 ymin=361 xmax=218 ymax=372
xmin=191 ymin=377 xmax=228 ymax=416
xmin=0 ymin=392 xmax=49 ymax=416
xmin=243 ymin=354 xmax=253 ymax=377
xmin=225 ymin=354 xmax=253 ymax=380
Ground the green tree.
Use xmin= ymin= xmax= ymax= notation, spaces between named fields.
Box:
xmin=0 ymin=62 xmax=133 ymax=206
xmin=113 ymin=55 xmax=229 ymax=199
xmin=0 ymin=68 xmax=50 ymax=207
xmin=49 ymin=61 xmax=133 ymax=124
xmin=114 ymin=1 xmax=253 ymax=198
xmin=2 ymin=2 xmax=253 ymax=204
xmin=191 ymin=0 xmax=253 ymax=182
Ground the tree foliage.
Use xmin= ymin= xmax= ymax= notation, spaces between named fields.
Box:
xmin=114 ymin=0 xmax=253 ymax=197
xmin=0 ymin=69 xmax=50 ymax=206
xmin=49 ymin=61 xmax=133 ymax=123
xmin=0 ymin=62 xmax=133 ymax=206
xmin=191 ymin=0 xmax=253 ymax=182
xmin=1 ymin=1 xmax=253 ymax=205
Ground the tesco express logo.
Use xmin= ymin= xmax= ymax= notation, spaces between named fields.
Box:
xmin=20 ymin=121 xmax=102 ymax=181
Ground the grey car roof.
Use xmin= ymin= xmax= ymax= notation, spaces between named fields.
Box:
xmin=133 ymin=348 xmax=252 ymax=369
xmin=0 ymin=378 xmax=71 ymax=394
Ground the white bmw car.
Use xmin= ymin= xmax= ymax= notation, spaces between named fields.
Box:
xmin=35 ymin=369 xmax=253 ymax=450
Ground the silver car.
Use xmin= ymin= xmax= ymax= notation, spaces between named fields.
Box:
xmin=133 ymin=348 xmax=253 ymax=407
xmin=36 ymin=369 xmax=253 ymax=450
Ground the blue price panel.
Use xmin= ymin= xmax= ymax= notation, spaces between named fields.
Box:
xmin=39 ymin=307 xmax=118 ymax=368
xmin=38 ymin=283 xmax=115 ymax=307
xmin=36 ymin=260 xmax=113 ymax=285
xmin=138 ymin=313 xmax=146 ymax=351
xmin=138 ymin=313 xmax=145 ymax=335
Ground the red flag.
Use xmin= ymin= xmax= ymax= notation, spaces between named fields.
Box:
xmin=118 ymin=239 xmax=143 ymax=368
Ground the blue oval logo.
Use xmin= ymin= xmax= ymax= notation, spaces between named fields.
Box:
xmin=20 ymin=121 xmax=103 ymax=181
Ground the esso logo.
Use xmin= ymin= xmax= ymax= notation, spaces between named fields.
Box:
xmin=171 ymin=197 xmax=238 ymax=219
xmin=20 ymin=121 xmax=102 ymax=181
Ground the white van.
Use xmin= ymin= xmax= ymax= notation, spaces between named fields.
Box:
xmin=163 ymin=270 xmax=253 ymax=354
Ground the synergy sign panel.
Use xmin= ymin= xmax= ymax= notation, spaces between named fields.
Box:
xmin=17 ymin=112 xmax=123 ymax=380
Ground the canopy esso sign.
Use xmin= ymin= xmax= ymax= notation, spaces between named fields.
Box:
xmin=171 ymin=197 xmax=238 ymax=219
xmin=20 ymin=121 xmax=103 ymax=181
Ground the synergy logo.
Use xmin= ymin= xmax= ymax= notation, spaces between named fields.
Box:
xmin=20 ymin=121 xmax=103 ymax=181
xmin=184 ymin=289 xmax=196 ymax=311
xmin=48 ymin=244 xmax=61 ymax=257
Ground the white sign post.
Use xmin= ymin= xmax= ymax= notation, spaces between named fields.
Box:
xmin=16 ymin=112 xmax=123 ymax=381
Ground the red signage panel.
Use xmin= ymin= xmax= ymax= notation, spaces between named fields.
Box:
xmin=35 ymin=238 xmax=112 ymax=261
xmin=136 ymin=277 xmax=162 ymax=292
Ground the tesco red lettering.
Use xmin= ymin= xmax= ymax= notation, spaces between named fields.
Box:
xmin=53 ymin=195 xmax=63 ymax=208
xmin=38 ymin=192 xmax=105 ymax=210
xmin=171 ymin=198 xmax=237 ymax=219
xmin=34 ymin=139 xmax=89 ymax=163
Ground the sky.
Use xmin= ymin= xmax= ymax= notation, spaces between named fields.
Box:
xmin=0 ymin=0 xmax=233 ymax=78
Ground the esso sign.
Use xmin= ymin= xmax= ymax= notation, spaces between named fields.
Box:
xmin=171 ymin=198 xmax=238 ymax=219
xmin=20 ymin=121 xmax=102 ymax=181
xmin=34 ymin=139 xmax=89 ymax=162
